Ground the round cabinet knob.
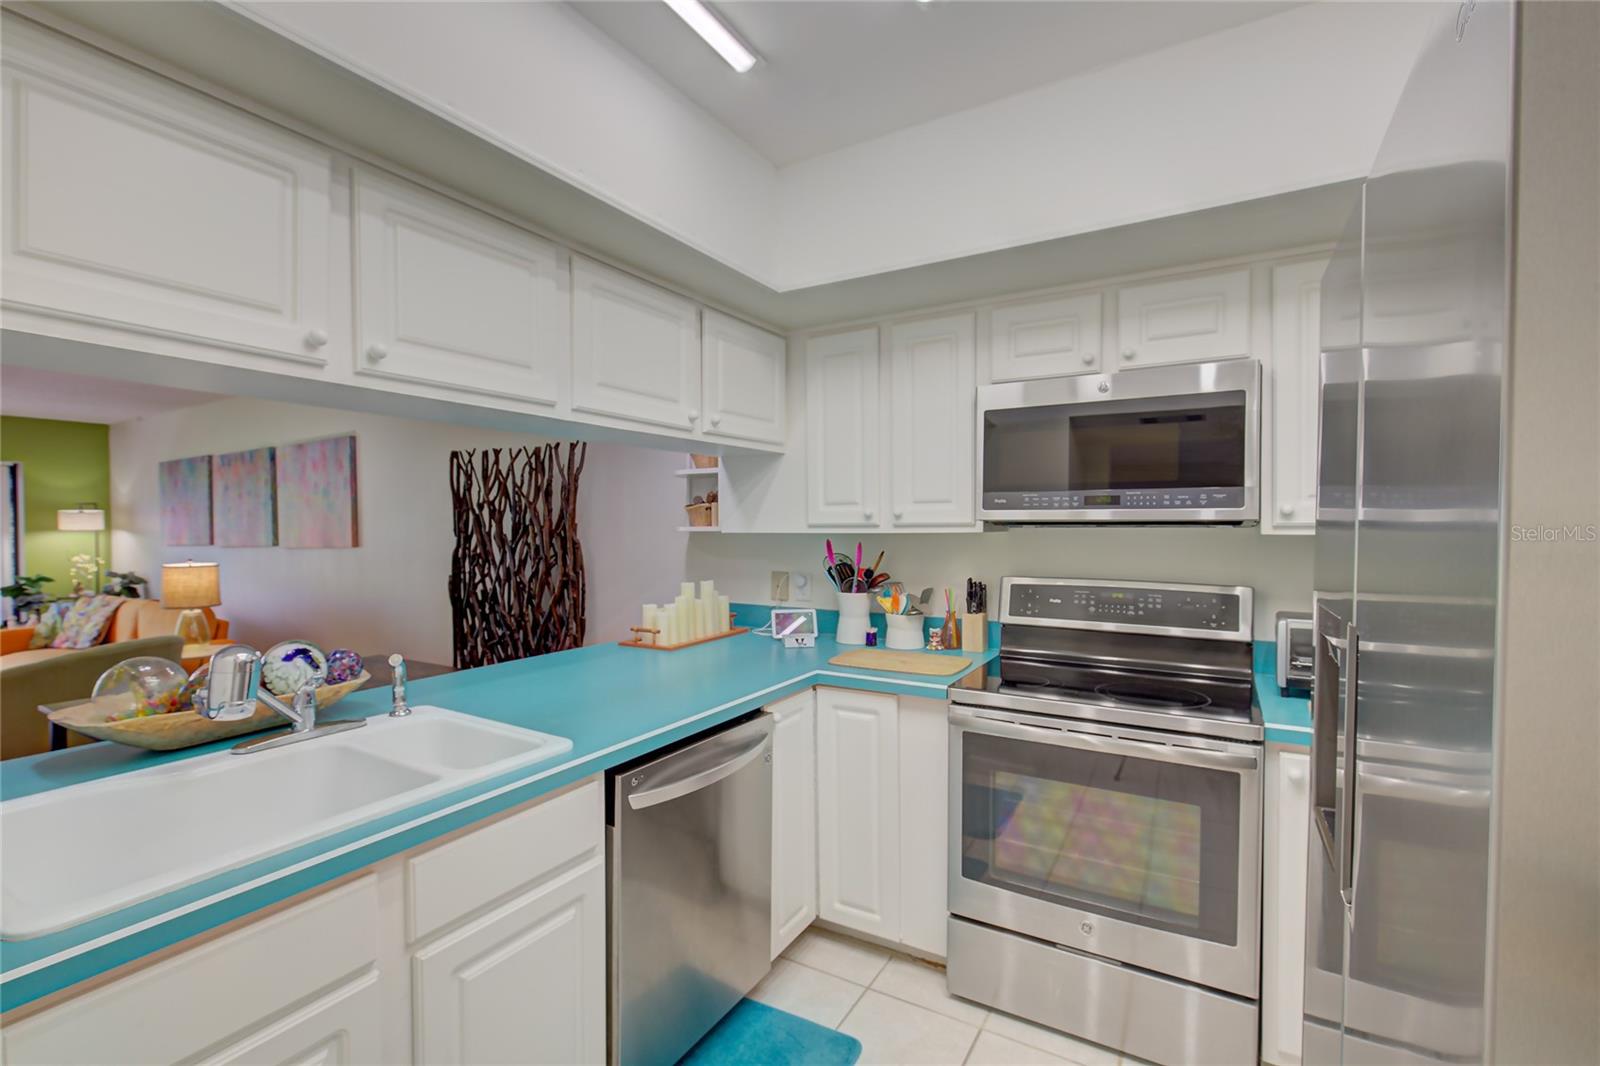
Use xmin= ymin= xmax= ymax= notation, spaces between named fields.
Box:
xmin=1082 ymin=352 xmax=1096 ymax=366
xmin=864 ymin=510 xmax=874 ymax=521
xmin=1121 ymin=349 xmax=1137 ymax=361
xmin=1097 ymin=381 xmax=1110 ymax=394
xmin=366 ymin=343 xmax=388 ymax=363
xmin=1287 ymin=764 xmax=1307 ymax=784
xmin=1279 ymin=502 xmax=1295 ymax=517
xmin=710 ymin=414 xmax=722 ymax=427
xmin=688 ymin=410 xmax=700 ymax=422
xmin=893 ymin=509 xmax=904 ymax=520
xmin=304 ymin=329 xmax=328 ymax=350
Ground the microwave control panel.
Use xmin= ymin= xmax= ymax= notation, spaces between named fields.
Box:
xmin=1006 ymin=581 xmax=1244 ymax=635
xmin=982 ymin=487 xmax=1246 ymax=511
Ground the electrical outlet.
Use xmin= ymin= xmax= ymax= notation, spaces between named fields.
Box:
xmin=770 ymin=570 xmax=791 ymax=602
xmin=792 ymin=573 xmax=811 ymax=602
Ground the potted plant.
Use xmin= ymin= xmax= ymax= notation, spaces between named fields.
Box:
xmin=2 ymin=574 xmax=54 ymax=623
xmin=102 ymin=571 xmax=149 ymax=598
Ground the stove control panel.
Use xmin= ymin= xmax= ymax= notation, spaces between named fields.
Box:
xmin=1004 ymin=580 xmax=1248 ymax=639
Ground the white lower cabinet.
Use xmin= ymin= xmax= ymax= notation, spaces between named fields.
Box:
xmin=895 ymin=696 xmax=950 ymax=957
xmin=1 ymin=779 xmax=605 ymax=1066
xmin=816 ymin=687 xmax=901 ymax=940
xmin=1262 ymin=747 xmax=1311 ymax=1066
xmin=412 ymin=859 xmax=606 ymax=1066
xmin=769 ymin=690 xmax=819 ymax=959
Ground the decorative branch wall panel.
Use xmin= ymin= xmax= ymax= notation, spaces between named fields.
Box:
xmin=449 ymin=444 xmax=587 ymax=668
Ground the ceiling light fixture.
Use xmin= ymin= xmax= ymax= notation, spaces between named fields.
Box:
xmin=663 ymin=0 xmax=758 ymax=73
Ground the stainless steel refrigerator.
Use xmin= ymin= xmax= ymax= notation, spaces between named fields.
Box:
xmin=1306 ymin=1 xmax=1512 ymax=1062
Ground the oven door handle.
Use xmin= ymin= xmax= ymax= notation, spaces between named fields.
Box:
xmin=949 ymin=707 xmax=1259 ymax=772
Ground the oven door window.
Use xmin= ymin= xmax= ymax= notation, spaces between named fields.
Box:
xmin=982 ymin=392 xmax=1247 ymax=494
xmin=960 ymin=731 xmax=1242 ymax=945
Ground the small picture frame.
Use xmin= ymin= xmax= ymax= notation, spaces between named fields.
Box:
xmin=771 ymin=608 xmax=818 ymax=648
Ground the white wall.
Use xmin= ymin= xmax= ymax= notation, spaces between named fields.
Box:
xmin=687 ymin=528 xmax=1314 ymax=638
xmin=235 ymin=0 xmax=780 ymax=283
xmin=578 ymin=442 xmax=692 ymax=646
xmin=109 ymin=397 xmax=662 ymax=664
xmin=233 ymin=1 xmax=1428 ymax=293
xmin=776 ymin=2 xmax=1434 ymax=287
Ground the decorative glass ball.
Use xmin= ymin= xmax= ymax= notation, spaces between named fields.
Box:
xmin=92 ymin=657 xmax=190 ymax=720
xmin=261 ymin=643 xmax=327 ymax=697
xmin=325 ymin=649 xmax=364 ymax=685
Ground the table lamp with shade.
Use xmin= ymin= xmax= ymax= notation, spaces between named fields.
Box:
xmin=56 ymin=504 xmax=105 ymax=592
xmin=162 ymin=561 xmax=220 ymax=645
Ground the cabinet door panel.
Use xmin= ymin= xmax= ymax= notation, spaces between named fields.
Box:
xmin=890 ymin=314 xmax=976 ymax=527
xmin=769 ymin=691 xmax=818 ymax=958
xmin=897 ymin=696 xmax=949 ymax=958
xmin=1266 ymin=260 xmax=1327 ymax=533
xmin=990 ymin=292 xmax=1103 ymax=380
xmin=1116 ymin=269 xmax=1250 ymax=367
xmin=1 ymin=20 xmax=333 ymax=364
xmin=1262 ymin=749 xmax=1310 ymax=1065
xmin=806 ymin=329 xmax=881 ymax=527
xmin=200 ymin=971 xmax=381 ymax=1066
xmin=353 ymin=168 xmax=566 ymax=404
xmin=413 ymin=858 xmax=606 ymax=1066
xmin=704 ymin=310 xmax=785 ymax=444
xmin=815 ymin=688 xmax=899 ymax=940
xmin=572 ymin=257 xmax=700 ymax=430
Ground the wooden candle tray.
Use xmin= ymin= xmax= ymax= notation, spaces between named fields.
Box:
xmin=619 ymin=619 xmax=747 ymax=651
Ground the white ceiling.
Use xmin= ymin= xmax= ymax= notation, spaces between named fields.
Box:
xmin=569 ymin=1 xmax=1298 ymax=165
xmin=0 ymin=365 xmax=221 ymax=424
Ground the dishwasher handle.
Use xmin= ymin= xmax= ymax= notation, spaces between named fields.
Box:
xmin=626 ymin=733 xmax=770 ymax=810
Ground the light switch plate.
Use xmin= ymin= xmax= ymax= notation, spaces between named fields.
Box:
xmin=770 ymin=571 xmax=791 ymax=602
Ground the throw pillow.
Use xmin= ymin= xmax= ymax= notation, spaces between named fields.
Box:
xmin=50 ymin=595 xmax=122 ymax=650
xmin=27 ymin=601 xmax=69 ymax=649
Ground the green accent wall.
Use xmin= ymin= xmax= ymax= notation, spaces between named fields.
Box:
xmin=0 ymin=416 xmax=111 ymax=595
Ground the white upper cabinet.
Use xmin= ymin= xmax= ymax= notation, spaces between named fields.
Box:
xmin=806 ymin=328 xmax=881 ymax=528
xmin=1266 ymin=259 xmax=1327 ymax=533
xmin=989 ymin=292 xmax=1103 ymax=380
xmin=702 ymin=310 xmax=786 ymax=445
xmin=572 ymin=256 xmax=701 ymax=430
xmin=353 ymin=167 xmax=567 ymax=404
xmin=0 ymin=19 xmax=334 ymax=365
xmin=1115 ymin=268 xmax=1251 ymax=368
xmin=889 ymin=313 xmax=976 ymax=527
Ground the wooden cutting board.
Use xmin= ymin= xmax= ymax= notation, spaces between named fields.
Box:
xmin=827 ymin=649 xmax=970 ymax=676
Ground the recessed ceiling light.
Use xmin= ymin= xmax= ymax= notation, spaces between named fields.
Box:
xmin=662 ymin=0 xmax=758 ymax=73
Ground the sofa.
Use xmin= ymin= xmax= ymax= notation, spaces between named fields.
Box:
xmin=0 ymin=599 xmax=229 ymax=673
xmin=0 ymin=634 xmax=185 ymax=760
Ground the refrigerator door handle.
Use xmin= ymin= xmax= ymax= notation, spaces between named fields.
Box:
xmin=1310 ymin=607 xmax=1344 ymax=872
xmin=1337 ymin=621 xmax=1359 ymax=907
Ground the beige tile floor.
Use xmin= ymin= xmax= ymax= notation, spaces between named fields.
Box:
xmin=752 ymin=927 xmax=1151 ymax=1066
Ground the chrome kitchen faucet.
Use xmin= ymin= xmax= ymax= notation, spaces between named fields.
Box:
xmin=201 ymin=641 xmax=366 ymax=754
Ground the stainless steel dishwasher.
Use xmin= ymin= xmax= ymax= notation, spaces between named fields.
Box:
xmin=607 ymin=713 xmax=773 ymax=1066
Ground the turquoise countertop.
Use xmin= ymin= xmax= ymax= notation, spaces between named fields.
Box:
xmin=1255 ymin=641 xmax=1313 ymax=747
xmin=0 ymin=615 xmax=993 ymax=1011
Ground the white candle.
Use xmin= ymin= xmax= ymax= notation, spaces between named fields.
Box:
xmin=680 ymin=581 xmax=696 ymax=601
xmin=642 ymin=604 xmax=657 ymax=645
xmin=699 ymin=579 xmax=716 ymax=603
xmin=720 ymin=594 xmax=732 ymax=633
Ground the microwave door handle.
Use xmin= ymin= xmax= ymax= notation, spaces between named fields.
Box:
xmin=1337 ymin=622 xmax=1359 ymax=906
xmin=949 ymin=708 xmax=1258 ymax=772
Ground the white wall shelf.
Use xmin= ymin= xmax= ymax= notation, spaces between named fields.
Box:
xmin=673 ymin=467 xmax=722 ymax=477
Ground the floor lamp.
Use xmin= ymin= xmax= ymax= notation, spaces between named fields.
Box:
xmin=56 ymin=504 xmax=105 ymax=593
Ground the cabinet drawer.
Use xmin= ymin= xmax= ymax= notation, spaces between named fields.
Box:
xmin=407 ymin=779 xmax=602 ymax=942
xmin=198 ymin=970 xmax=381 ymax=1065
xmin=2 ymin=876 xmax=378 ymax=1065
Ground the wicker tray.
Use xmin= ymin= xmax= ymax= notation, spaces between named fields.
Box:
xmin=48 ymin=671 xmax=371 ymax=751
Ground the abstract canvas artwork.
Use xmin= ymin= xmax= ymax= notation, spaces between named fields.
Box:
xmin=159 ymin=456 xmax=213 ymax=546
xmin=277 ymin=435 xmax=359 ymax=548
xmin=212 ymin=447 xmax=277 ymax=547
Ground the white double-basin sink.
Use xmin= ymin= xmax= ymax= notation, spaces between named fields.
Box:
xmin=0 ymin=707 xmax=572 ymax=940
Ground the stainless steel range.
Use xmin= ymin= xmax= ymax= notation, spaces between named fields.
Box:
xmin=946 ymin=576 xmax=1263 ymax=1066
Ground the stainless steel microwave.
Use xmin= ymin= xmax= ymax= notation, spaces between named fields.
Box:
xmin=976 ymin=359 xmax=1260 ymax=525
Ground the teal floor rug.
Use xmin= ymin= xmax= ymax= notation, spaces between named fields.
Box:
xmin=677 ymin=999 xmax=863 ymax=1066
